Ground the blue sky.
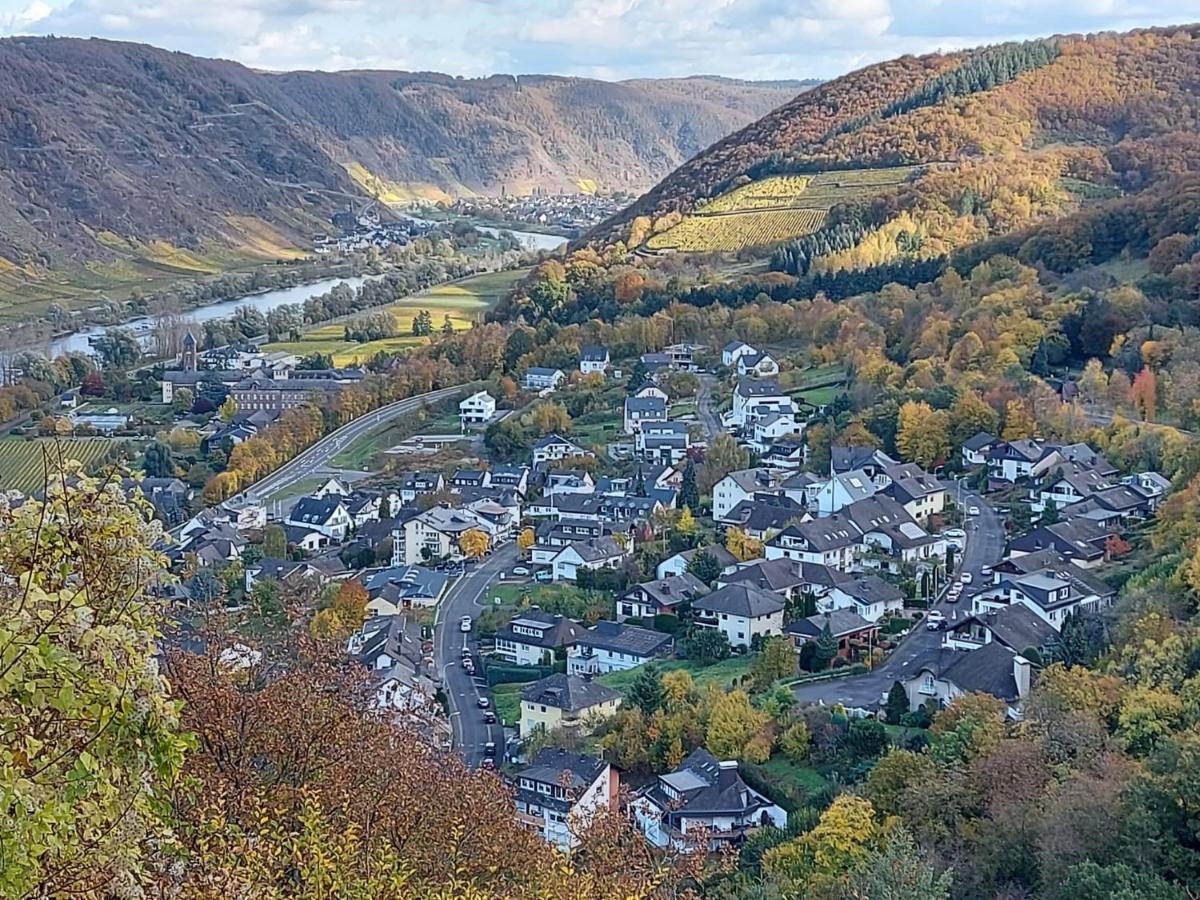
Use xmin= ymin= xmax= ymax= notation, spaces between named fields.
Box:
xmin=0 ymin=0 xmax=1196 ymax=80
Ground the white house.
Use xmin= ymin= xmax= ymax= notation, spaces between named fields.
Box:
xmin=765 ymin=517 xmax=863 ymax=571
xmin=721 ymin=341 xmax=756 ymax=368
xmin=636 ymin=420 xmax=690 ymax=464
xmin=493 ymin=609 xmax=583 ymax=667
xmin=691 ymin=583 xmax=785 ymax=650
xmin=903 ymin=643 xmax=1033 ymax=716
xmin=749 ymin=412 xmax=801 ymax=453
xmin=712 ymin=468 xmax=786 ymax=520
xmin=524 ymin=367 xmax=565 ymax=392
xmin=579 ymin=345 xmax=610 ymax=376
xmin=394 ymin=506 xmax=493 ymax=566
xmin=285 ymin=495 xmax=352 ymax=541
xmin=971 ymin=564 xmax=1116 ymax=629
xmin=656 ymin=546 xmax=739 ymax=581
xmin=633 ymin=382 xmax=670 ymax=402
xmin=813 ymin=470 xmax=878 ymax=516
xmin=726 ymin=379 xmax=791 ymax=431
xmin=820 ymin=574 xmax=906 ymax=623
xmin=514 ymin=750 xmax=616 ymax=850
xmin=532 ymin=433 xmax=592 ymax=467
xmin=736 ymin=352 xmax=779 ymax=378
xmin=987 ymin=439 xmax=1046 ymax=483
xmin=551 ymin=536 xmax=629 ymax=582
xmin=567 ymin=621 xmax=674 ymax=675
xmin=624 ymin=395 xmax=668 ymax=434
xmin=961 ymin=432 xmax=997 ymax=467
xmin=459 ymin=390 xmax=496 ymax=426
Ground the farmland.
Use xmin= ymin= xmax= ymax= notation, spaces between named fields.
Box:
xmin=0 ymin=438 xmax=123 ymax=494
xmin=645 ymin=165 xmax=925 ymax=254
xmin=263 ymin=268 xmax=527 ymax=366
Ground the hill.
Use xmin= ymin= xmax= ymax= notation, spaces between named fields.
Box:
xmin=0 ymin=36 xmax=805 ymax=299
xmin=593 ymin=25 xmax=1200 ymax=261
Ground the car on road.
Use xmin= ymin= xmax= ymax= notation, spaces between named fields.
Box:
xmin=477 ymin=696 xmax=491 ymax=709
xmin=512 ymin=566 xmax=530 ymax=576
xmin=946 ymin=587 xmax=961 ymax=603
xmin=480 ymin=758 xmax=496 ymax=770
xmin=926 ymin=611 xmax=946 ymax=630
xmin=460 ymin=615 xmax=472 ymax=632
xmin=534 ymin=570 xmax=553 ymax=583
xmin=968 ymin=505 xmax=981 ymax=516
xmin=461 ymin=656 xmax=474 ymax=669
xmin=942 ymin=528 xmax=966 ymax=541
xmin=484 ymin=711 xmax=496 ymax=724
xmin=484 ymin=741 xmax=496 ymax=756
xmin=960 ymin=572 xmax=973 ymax=584
xmin=980 ymin=565 xmax=993 ymax=577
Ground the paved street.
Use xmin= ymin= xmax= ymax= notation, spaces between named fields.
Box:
xmin=792 ymin=479 xmax=1007 ymax=708
xmin=696 ymin=374 xmax=722 ymax=441
xmin=435 ymin=543 xmax=519 ymax=768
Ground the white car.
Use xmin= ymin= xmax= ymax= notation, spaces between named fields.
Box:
xmin=968 ymin=505 xmax=981 ymax=516
xmin=926 ymin=611 xmax=946 ymax=630
xmin=960 ymin=572 xmax=973 ymax=584
xmin=980 ymin=565 xmax=993 ymax=577
xmin=942 ymin=528 xmax=966 ymax=541
xmin=459 ymin=615 xmax=473 ymax=632
xmin=512 ymin=566 xmax=530 ymax=576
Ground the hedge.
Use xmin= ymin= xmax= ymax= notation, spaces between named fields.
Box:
xmin=653 ymin=614 xmax=683 ymax=635
xmin=484 ymin=662 xmax=555 ymax=686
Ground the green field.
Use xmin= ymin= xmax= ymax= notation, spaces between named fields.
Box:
xmin=328 ymin=400 xmax=464 ymax=470
xmin=757 ymin=755 xmax=831 ymax=797
xmin=598 ymin=654 xmax=754 ymax=695
xmin=264 ymin=268 xmax=527 ymax=366
xmin=0 ymin=438 xmax=123 ymax=494
xmin=492 ymin=681 xmax=529 ymax=727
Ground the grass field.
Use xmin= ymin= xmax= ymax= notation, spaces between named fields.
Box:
xmin=646 ymin=166 xmax=924 ymax=254
xmin=329 ymin=400 xmax=462 ymax=470
xmin=0 ymin=438 xmax=123 ymax=494
xmin=757 ymin=755 xmax=830 ymax=797
xmin=598 ymin=654 xmax=754 ymax=696
xmin=492 ymin=681 xmax=529 ymax=727
xmin=263 ymin=268 xmax=526 ymax=366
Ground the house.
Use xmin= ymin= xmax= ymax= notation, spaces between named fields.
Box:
xmin=519 ymin=673 xmax=622 ymax=738
xmin=315 ymin=475 xmax=349 ymax=498
xmin=633 ymin=749 xmax=786 ymax=850
xmin=1008 ymin=518 xmax=1112 ymax=568
xmin=567 ymin=621 xmax=674 ymax=675
xmin=344 ymin=491 xmax=382 ymax=528
xmin=489 ymin=465 xmax=531 ymax=496
xmin=632 ymin=382 xmax=670 ymax=402
xmin=692 ymin=583 xmax=786 ymax=650
xmin=736 ymin=352 xmax=779 ymax=378
xmin=943 ymin=604 xmax=1056 ymax=656
xmin=656 ymin=545 xmax=739 ymax=581
xmin=451 ymin=468 xmax=491 ymax=490
xmin=282 ymin=524 xmax=328 ymax=553
xmin=636 ymin=420 xmax=690 ymax=464
xmin=361 ymin=565 xmax=450 ymax=614
xmin=1028 ymin=460 xmax=1113 ymax=515
xmin=624 ymin=395 xmax=668 ymax=434
xmin=902 ymin=642 xmax=1034 ymax=716
xmin=721 ymin=496 xmax=805 ymax=541
xmin=844 ymin=495 xmax=945 ymax=568
xmin=971 ymin=562 xmax=1116 ymax=628
xmin=962 ymin=431 xmax=998 ymax=467
xmin=619 ymin=573 xmax=710 ymax=621
xmin=719 ymin=557 xmax=828 ymax=605
xmin=514 ymin=749 xmax=617 ymax=850
xmin=821 ymin=574 xmax=906 ymax=622
xmin=395 ymin=506 xmax=493 ymax=565
xmin=398 ymin=471 xmax=445 ymax=505
xmin=579 ymin=345 xmax=610 ymax=375
xmin=121 ymin=476 xmax=192 ymax=526
xmin=243 ymin=558 xmax=324 ymax=592
xmin=1061 ymin=483 xmax=1158 ymax=524
xmin=749 ymin=412 xmax=802 ymax=454
xmin=721 ymin=341 xmax=756 ymax=368
xmin=813 ymin=469 xmax=878 ymax=516
xmin=532 ymin=433 xmax=592 ymax=467
xmin=285 ymin=496 xmax=352 ymax=541
xmin=831 ymin=446 xmax=897 ymax=478
xmin=551 ymin=536 xmax=629 ymax=582
xmin=459 ymin=390 xmax=496 ymax=426
xmin=230 ymin=374 xmax=345 ymax=414
xmin=545 ymin=469 xmax=595 ymax=496
xmin=530 ymin=517 xmax=611 ymax=564
xmin=762 ymin=439 xmax=807 ymax=471
xmin=787 ymin=610 xmax=878 ymax=659
xmin=765 ymin=515 xmax=863 ymax=571
xmin=524 ymin=367 xmax=565 ymax=392
xmin=1122 ymin=471 xmax=1172 ymax=507
xmin=727 ymin=379 xmax=791 ymax=432
xmin=494 ymin=609 xmax=583 ymax=666
xmin=712 ymin=468 xmax=786 ymax=520
xmin=879 ymin=463 xmax=946 ymax=523
xmin=664 ymin=342 xmax=702 ymax=371
xmin=987 ymin=439 xmax=1046 ymax=483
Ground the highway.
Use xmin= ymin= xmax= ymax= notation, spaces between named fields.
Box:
xmin=231 ymin=384 xmax=467 ymax=506
xmin=792 ymin=478 xmax=1007 ymax=708
xmin=434 ymin=543 xmax=519 ymax=768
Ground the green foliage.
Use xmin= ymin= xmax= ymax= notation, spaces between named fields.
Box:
xmin=686 ymin=549 xmax=722 ymax=585
xmin=142 ymin=439 xmax=175 ymax=478
xmin=885 ymin=681 xmax=909 ymax=725
xmin=686 ymin=626 xmax=731 ymax=666
xmin=627 ymin=663 xmax=665 ymax=714
xmin=813 ymin=622 xmax=838 ymax=671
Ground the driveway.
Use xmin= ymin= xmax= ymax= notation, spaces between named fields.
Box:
xmin=697 ymin=374 xmax=721 ymax=441
xmin=434 ymin=543 xmax=518 ymax=768
xmin=792 ymin=480 xmax=1007 ymax=709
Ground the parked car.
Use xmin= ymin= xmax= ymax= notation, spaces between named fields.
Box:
xmin=534 ymin=570 xmax=553 ymax=583
xmin=477 ymin=696 xmax=490 ymax=709
xmin=968 ymin=505 xmax=981 ymax=516
xmin=484 ymin=741 xmax=496 ymax=756
xmin=926 ymin=611 xmax=946 ymax=630
xmin=980 ymin=565 xmax=993 ymax=577
xmin=461 ymin=657 xmax=474 ymax=669
xmin=484 ymin=711 xmax=496 ymax=724
xmin=512 ymin=566 xmax=530 ymax=576
xmin=480 ymin=758 xmax=496 ymax=770
xmin=960 ymin=572 xmax=973 ymax=584
xmin=460 ymin=615 xmax=473 ymax=632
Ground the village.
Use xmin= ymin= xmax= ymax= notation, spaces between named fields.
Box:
xmin=81 ymin=318 xmax=1167 ymax=855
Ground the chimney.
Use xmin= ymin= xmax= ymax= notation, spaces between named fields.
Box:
xmin=1013 ymin=655 xmax=1032 ymax=699
xmin=717 ymin=760 xmax=739 ymax=790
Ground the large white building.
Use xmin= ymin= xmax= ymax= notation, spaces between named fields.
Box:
xmin=459 ymin=390 xmax=496 ymax=426
xmin=514 ymin=750 xmax=616 ymax=850
xmin=691 ymin=583 xmax=785 ymax=650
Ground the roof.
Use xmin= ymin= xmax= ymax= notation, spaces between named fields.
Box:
xmin=495 ymin=610 xmax=582 ymax=649
xmin=722 ymin=467 xmax=786 ymax=493
xmin=673 ymin=545 xmax=738 ymax=571
xmin=913 ymin=642 xmax=1024 ymax=701
xmin=723 ymin=499 xmax=803 ymax=532
xmin=788 ymin=609 xmax=875 ymax=639
xmin=626 ymin=573 xmax=710 ymax=607
xmin=834 ymin=574 xmax=905 ymax=607
xmin=580 ymin=345 xmax=609 ymax=362
xmin=831 ymin=446 xmax=897 ymax=473
xmin=956 ymin=604 xmax=1055 ymax=652
xmin=288 ymin=495 xmax=346 ymax=525
xmin=519 ymin=748 xmax=607 ymax=793
xmin=963 ymin=431 xmax=997 ymax=452
xmin=534 ymin=432 xmax=585 ymax=451
xmin=735 ymin=378 xmax=785 ymax=398
xmin=723 ymin=340 xmax=751 ymax=352
xmin=625 ymin=396 xmax=667 ymax=414
xmin=775 ymin=515 xmax=862 ymax=552
xmin=649 ymin=749 xmax=775 ymax=819
xmin=720 ymin=557 xmax=828 ymax=593
xmin=1009 ymin=518 xmax=1109 ymax=558
xmin=694 ymin=583 xmax=785 ymax=619
xmin=559 ymin=536 xmax=626 ymax=563
xmin=572 ymin=621 xmax=673 ymax=657
xmin=526 ymin=366 xmax=564 ymax=377
xmin=521 ymin=673 xmax=620 ymax=712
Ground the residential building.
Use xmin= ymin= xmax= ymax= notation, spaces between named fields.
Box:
xmin=459 ymin=390 xmax=496 ymax=426
xmin=961 ymin=431 xmax=997 ymax=467
xmin=394 ymin=506 xmax=493 ymax=566
xmin=726 ymin=379 xmax=791 ymax=432
xmin=821 ymin=574 xmax=906 ymax=622
xmin=624 ymin=395 xmax=668 ymax=434
xmin=524 ymin=367 xmax=565 ymax=392
xmin=656 ymin=545 xmax=739 ymax=580
xmin=879 ymin=463 xmax=946 ymax=523
xmin=632 ymin=382 xmax=670 ymax=402
xmin=720 ymin=496 xmax=806 ymax=541
xmin=243 ymin=558 xmax=325 ymax=593
xmin=736 ymin=352 xmax=779 ymax=378
xmin=765 ymin=516 xmax=863 ymax=571
xmin=721 ymin=341 xmax=756 ymax=368
xmin=943 ymin=604 xmax=1056 ymax=655
xmin=987 ymin=439 xmax=1045 ymax=483
xmin=636 ymin=420 xmax=690 ymax=464
xmin=692 ymin=583 xmax=786 ymax=650
xmin=361 ymin=565 xmax=450 ymax=614
xmin=532 ymin=433 xmax=592 ymax=467
xmin=664 ymin=342 xmax=702 ymax=371
xmin=813 ymin=469 xmax=878 ymax=516
xmin=1008 ymin=518 xmax=1113 ymax=567
xmin=230 ymin=373 xmax=344 ymax=414
xmin=749 ymin=411 xmax=801 ymax=454
xmin=1061 ymin=483 xmax=1159 ymax=523
xmin=489 ymin=464 xmax=531 ymax=496
xmin=551 ymin=536 xmax=629 ymax=582
xmin=633 ymin=749 xmax=787 ymax=850
xmin=567 ymin=621 xmax=674 ymax=675
xmin=398 ymin=471 xmax=445 ymax=505
xmin=494 ymin=609 xmax=583 ymax=667
xmin=787 ymin=610 xmax=878 ymax=659
xmin=902 ymin=642 xmax=1034 ymax=715
xmin=285 ymin=496 xmax=352 ymax=541
xmin=712 ymin=468 xmax=786 ymax=520
xmin=579 ymin=345 xmax=610 ymax=375
xmin=514 ymin=749 xmax=617 ymax=850
xmin=619 ymin=573 xmax=710 ymax=620
xmin=971 ymin=562 xmax=1116 ymax=628
xmin=519 ymin=673 xmax=621 ymax=738
xmin=830 ymin=446 xmax=897 ymax=478
xmin=450 ymin=468 xmax=491 ymax=490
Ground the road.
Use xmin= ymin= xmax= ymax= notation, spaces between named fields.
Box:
xmin=435 ymin=543 xmax=519 ymax=768
xmin=230 ymin=384 xmax=467 ymax=506
xmin=792 ymin=479 xmax=1007 ymax=708
xmin=697 ymin=374 xmax=721 ymax=441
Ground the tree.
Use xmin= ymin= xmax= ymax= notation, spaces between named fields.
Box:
xmin=702 ymin=433 xmax=750 ymax=493
xmin=93 ymin=327 xmax=141 ymax=369
xmin=896 ymin=400 xmax=951 ymax=468
xmin=813 ymin=622 xmax=838 ymax=671
xmin=844 ymin=827 xmax=953 ymax=900
xmin=81 ymin=369 xmax=106 ymax=396
xmin=1078 ymin=358 xmax=1109 ymax=405
xmin=1042 ymin=496 xmax=1061 ymax=525
xmin=1105 ymin=532 xmax=1131 ymax=559
xmin=686 ymin=627 xmax=730 ymax=665
xmin=263 ymin=523 xmax=287 ymax=559
xmin=679 ymin=459 xmax=700 ymax=512
xmin=885 ymin=680 xmax=909 ymax=725
xmin=310 ymin=581 xmax=370 ymax=642
xmin=675 ymin=506 xmax=698 ymax=541
xmin=0 ymin=470 xmax=187 ymax=895
xmin=626 ymin=360 xmax=649 ymax=394
xmin=219 ymin=395 xmax=239 ymax=423
xmin=705 ymin=690 xmax=768 ymax=758
xmin=517 ymin=527 xmax=535 ymax=554
xmin=1002 ymin=400 xmax=1038 ymax=440
xmin=188 ymin=568 xmax=223 ymax=606
xmin=442 ymin=314 xmax=454 ymax=335
xmin=627 ymin=664 xmax=665 ymax=715
xmin=686 ymin=549 xmax=722 ymax=585
xmin=1131 ymin=367 xmax=1158 ymax=421
xmin=751 ymin=636 xmax=797 ymax=690
xmin=931 ymin=692 xmax=1008 ymax=764
xmin=143 ymin=439 xmax=175 ymax=478
xmin=172 ymin=386 xmax=195 ymax=415
xmin=779 ymin=720 xmax=811 ymax=763
xmin=459 ymin=528 xmax=489 ymax=559
xmin=726 ymin=526 xmax=763 ymax=562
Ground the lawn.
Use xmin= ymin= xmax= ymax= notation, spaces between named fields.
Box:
xmin=670 ymin=401 xmax=698 ymax=418
xmin=599 ymin=654 xmax=754 ymax=696
xmin=757 ymin=755 xmax=830 ymax=797
xmin=798 ymin=384 xmax=844 ymax=407
xmin=492 ymin=681 xmax=530 ymax=727
xmin=263 ymin=268 xmax=526 ymax=366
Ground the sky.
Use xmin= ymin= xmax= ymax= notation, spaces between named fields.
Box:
xmin=0 ymin=0 xmax=1197 ymax=81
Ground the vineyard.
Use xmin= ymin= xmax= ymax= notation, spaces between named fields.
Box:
xmin=0 ymin=438 xmax=121 ymax=494
xmin=645 ymin=165 xmax=926 ymax=253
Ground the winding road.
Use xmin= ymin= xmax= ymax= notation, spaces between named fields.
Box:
xmin=697 ymin=374 xmax=722 ymax=440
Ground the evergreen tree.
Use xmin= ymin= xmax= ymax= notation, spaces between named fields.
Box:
xmin=814 ymin=622 xmax=838 ymax=671
xmin=626 ymin=360 xmax=649 ymax=394
xmin=627 ymin=664 xmax=664 ymax=715
xmin=885 ymin=681 xmax=909 ymax=725
xmin=686 ymin=550 xmax=722 ymax=585
xmin=680 ymin=459 xmax=700 ymax=511
xmin=634 ymin=466 xmax=647 ymax=497
xmin=142 ymin=440 xmax=174 ymax=479
xmin=1042 ymin=496 xmax=1061 ymax=525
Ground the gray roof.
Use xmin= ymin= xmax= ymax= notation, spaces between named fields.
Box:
xmin=735 ymin=378 xmax=785 ymax=398
xmin=720 ymin=558 xmax=841 ymax=593
xmin=963 ymin=431 xmax=997 ymax=452
xmin=955 ymin=604 xmax=1055 ymax=653
xmin=627 ymin=573 xmax=710 ymax=608
xmin=527 ymin=366 xmax=564 ymax=377
xmin=914 ymin=642 xmax=1024 ymax=701
xmin=694 ymin=583 xmax=786 ymax=619
xmin=571 ymin=621 xmax=673 ymax=658
xmin=675 ymin=545 xmax=738 ymax=571
xmin=495 ymin=610 xmax=582 ymax=650
xmin=580 ymin=345 xmax=609 ymax=362
xmin=788 ymin=609 xmax=875 ymax=639
xmin=723 ymin=498 xmax=803 ymax=532
xmin=521 ymin=673 xmax=620 ymax=712
xmin=518 ymin=748 xmax=607 ymax=795
xmin=625 ymin=396 xmax=668 ymax=414
xmin=835 ymin=574 xmax=905 ymax=607
xmin=289 ymin=495 xmax=344 ymax=525
xmin=831 ymin=446 xmax=897 ymax=473
xmin=561 ymin=535 xmax=625 ymax=563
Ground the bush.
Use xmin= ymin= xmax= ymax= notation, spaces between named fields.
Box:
xmin=484 ymin=662 xmax=554 ymax=686
xmin=653 ymin=614 xmax=682 ymax=635
xmin=624 ymin=616 xmax=643 ymax=627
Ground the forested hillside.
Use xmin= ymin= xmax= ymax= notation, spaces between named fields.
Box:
xmin=0 ymin=36 xmax=803 ymax=274
xmin=594 ymin=25 xmax=1200 ymax=262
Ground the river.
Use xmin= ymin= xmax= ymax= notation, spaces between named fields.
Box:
xmin=48 ymin=226 xmax=564 ymax=358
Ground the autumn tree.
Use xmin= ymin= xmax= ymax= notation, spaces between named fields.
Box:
xmin=517 ymin=526 xmax=535 ymax=554
xmin=310 ymin=580 xmax=370 ymax=642
xmin=219 ymin=395 xmax=239 ymax=423
xmin=1078 ymin=358 xmax=1109 ymax=405
xmin=263 ymin=523 xmax=287 ymax=558
xmin=705 ymin=689 xmax=769 ymax=759
xmin=701 ymin=433 xmax=749 ymax=494
xmin=896 ymin=400 xmax=951 ymax=468
xmin=751 ymin=636 xmax=797 ymax=690
xmin=459 ymin=528 xmax=490 ymax=559
xmin=1002 ymin=399 xmax=1038 ymax=440
xmin=1132 ymin=367 xmax=1159 ymax=421
xmin=725 ymin=526 xmax=764 ymax=562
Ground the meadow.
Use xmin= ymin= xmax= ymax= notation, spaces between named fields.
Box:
xmin=263 ymin=268 xmax=526 ymax=366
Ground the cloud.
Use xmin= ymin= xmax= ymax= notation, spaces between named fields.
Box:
xmin=0 ymin=0 xmax=1193 ymax=79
